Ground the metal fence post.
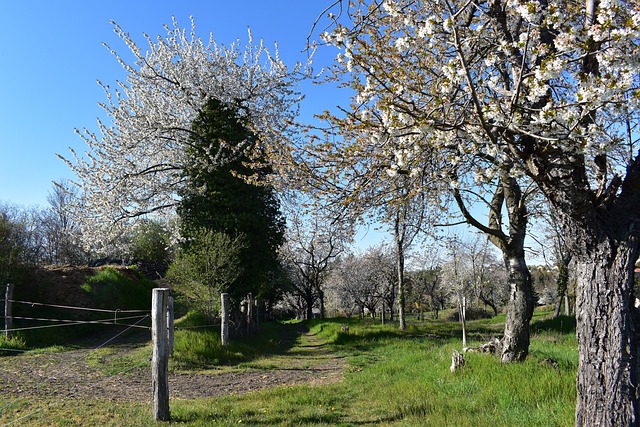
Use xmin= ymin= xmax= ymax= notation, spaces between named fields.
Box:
xmin=4 ymin=284 xmax=13 ymax=339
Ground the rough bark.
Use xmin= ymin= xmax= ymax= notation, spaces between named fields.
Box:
xmin=500 ymin=251 xmax=534 ymax=362
xmin=526 ymin=145 xmax=640 ymax=425
xmin=573 ymin=238 xmax=639 ymax=426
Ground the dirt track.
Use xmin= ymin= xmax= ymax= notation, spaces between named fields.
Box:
xmin=0 ymin=326 xmax=346 ymax=402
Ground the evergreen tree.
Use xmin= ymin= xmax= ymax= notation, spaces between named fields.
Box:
xmin=178 ymin=98 xmax=286 ymax=310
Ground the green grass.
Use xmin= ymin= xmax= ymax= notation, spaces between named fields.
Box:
xmin=0 ymin=308 xmax=577 ymax=426
xmin=170 ymin=311 xmax=291 ymax=371
xmin=0 ymin=334 xmax=27 ymax=355
xmin=81 ymin=267 xmax=155 ymax=310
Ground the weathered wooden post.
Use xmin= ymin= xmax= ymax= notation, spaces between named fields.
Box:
xmin=152 ymin=288 xmax=170 ymax=421
xmin=167 ymin=295 xmax=174 ymax=356
xmin=246 ymin=292 xmax=253 ymax=336
xmin=4 ymin=284 xmax=13 ymax=339
xmin=221 ymin=293 xmax=229 ymax=346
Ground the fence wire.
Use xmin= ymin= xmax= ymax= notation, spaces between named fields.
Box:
xmin=5 ymin=314 xmax=150 ymax=333
xmin=8 ymin=299 xmax=148 ymax=314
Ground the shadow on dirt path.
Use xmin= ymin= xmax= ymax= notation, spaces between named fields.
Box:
xmin=0 ymin=322 xmax=346 ymax=402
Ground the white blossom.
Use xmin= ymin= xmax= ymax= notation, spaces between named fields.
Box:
xmin=60 ymin=17 xmax=306 ymax=251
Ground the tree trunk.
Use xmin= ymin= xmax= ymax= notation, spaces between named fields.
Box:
xmin=386 ymin=298 xmax=395 ymax=321
xmin=500 ymin=252 xmax=534 ymax=363
xmin=455 ymin=172 xmax=533 ymax=361
xmin=553 ymin=293 xmax=563 ymax=318
xmin=394 ymin=210 xmax=407 ymax=331
xmin=396 ymin=240 xmax=406 ymax=331
xmin=554 ymin=256 xmax=571 ymax=318
xmin=574 ymin=241 xmax=639 ymax=426
xmin=318 ymin=289 xmax=326 ymax=319
xmin=489 ymin=302 xmax=498 ymax=317
xmin=479 ymin=294 xmax=499 ymax=317
xmin=305 ymin=289 xmax=314 ymax=320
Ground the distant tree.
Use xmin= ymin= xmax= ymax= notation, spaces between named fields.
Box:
xmin=372 ymin=245 xmax=399 ymax=321
xmin=410 ymin=268 xmax=446 ymax=319
xmin=36 ymin=180 xmax=85 ymax=265
xmin=408 ymin=246 xmax=446 ymax=319
xmin=466 ymin=237 xmax=508 ymax=317
xmin=531 ymin=266 xmax=558 ymax=306
xmin=441 ymin=236 xmax=474 ymax=347
xmin=331 ymin=253 xmax=381 ymax=318
xmin=330 ymin=244 xmax=396 ymax=319
xmin=0 ymin=204 xmax=33 ymax=284
xmin=475 ymin=264 xmax=508 ymax=317
xmin=536 ymin=204 xmax=573 ymax=317
xmin=280 ymin=208 xmax=348 ymax=320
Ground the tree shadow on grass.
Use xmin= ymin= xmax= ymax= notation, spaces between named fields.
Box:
xmin=530 ymin=314 xmax=576 ymax=334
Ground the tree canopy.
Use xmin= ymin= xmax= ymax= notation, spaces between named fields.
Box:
xmin=60 ymin=18 xmax=305 ymax=252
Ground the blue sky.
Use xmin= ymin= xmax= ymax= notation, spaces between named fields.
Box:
xmin=0 ymin=1 xmax=339 ymax=208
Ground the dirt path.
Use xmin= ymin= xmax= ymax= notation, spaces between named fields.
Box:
xmin=0 ymin=325 xmax=346 ymax=402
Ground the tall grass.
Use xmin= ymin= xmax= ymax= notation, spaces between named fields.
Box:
xmin=293 ymin=312 xmax=576 ymax=426
xmin=0 ymin=334 xmax=27 ymax=354
xmin=171 ymin=311 xmax=292 ymax=370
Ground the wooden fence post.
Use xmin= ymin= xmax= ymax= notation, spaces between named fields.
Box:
xmin=167 ymin=296 xmax=174 ymax=356
xmin=221 ymin=293 xmax=229 ymax=346
xmin=152 ymin=288 xmax=170 ymax=421
xmin=4 ymin=284 xmax=13 ymax=339
xmin=246 ymin=293 xmax=253 ymax=336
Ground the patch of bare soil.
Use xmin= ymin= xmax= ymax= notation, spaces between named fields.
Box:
xmin=0 ymin=326 xmax=346 ymax=402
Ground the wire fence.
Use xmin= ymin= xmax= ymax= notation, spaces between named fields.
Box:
xmin=0 ymin=314 xmax=150 ymax=427
xmin=0 ymin=284 xmax=224 ymax=424
xmin=9 ymin=299 xmax=149 ymax=314
xmin=0 ymin=281 xmax=169 ymax=425
xmin=3 ymin=299 xmax=151 ymax=333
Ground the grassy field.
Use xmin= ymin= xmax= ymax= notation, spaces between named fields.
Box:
xmin=0 ymin=308 xmax=577 ymax=426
